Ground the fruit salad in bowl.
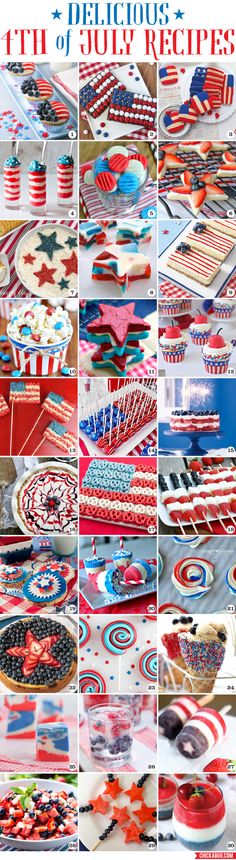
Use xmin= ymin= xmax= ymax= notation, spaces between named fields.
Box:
xmin=0 ymin=779 xmax=78 ymax=851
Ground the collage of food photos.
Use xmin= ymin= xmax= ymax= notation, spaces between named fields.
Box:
xmin=1 ymin=51 xmax=236 ymax=858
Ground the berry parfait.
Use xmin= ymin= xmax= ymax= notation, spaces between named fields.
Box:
xmin=87 ymin=703 xmax=133 ymax=769
xmin=173 ymin=779 xmax=226 ymax=850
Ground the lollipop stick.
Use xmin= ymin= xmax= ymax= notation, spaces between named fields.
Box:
xmin=9 ymin=401 xmax=14 ymax=456
xmin=31 ymin=439 xmax=44 ymax=456
xmin=119 ymin=536 xmax=124 ymax=550
xmin=17 ymin=411 xmax=43 ymax=455
xmin=91 ymin=537 xmax=96 ymax=556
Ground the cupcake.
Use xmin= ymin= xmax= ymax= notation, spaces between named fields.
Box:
xmin=202 ymin=329 xmax=232 ymax=374
xmin=7 ymin=301 xmax=73 ymax=376
xmin=159 ymin=323 xmax=188 ymax=363
xmin=213 ymin=299 xmax=235 ymax=319
xmin=21 ymin=77 xmax=53 ymax=107
xmin=189 ymin=311 xmax=212 ymax=345
xmin=37 ymin=99 xmax=70 ymax=132
xmin=159 ymin=298 xmax=184 ymax=316
xmin=6 ymin=62 xmax=36 ymax=81
xmin=0 ymin=537 xmax=32 ymax=564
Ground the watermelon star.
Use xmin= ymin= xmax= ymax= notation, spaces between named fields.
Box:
xmin=103 ymin=778 xmax=122 ymax=799
xmin=110 ymin=805 xmax=130 ymax=826
xmin=33 ymin=263 xmax=57 ymax=288
xmin=121 ymin=821 xmax=144 ymax=843
xmin=133 ymin=802 xmax=157 ymax=824
xmin=124 ymin=782 xmax=144 ymax=802
xmin=89 ymin=795 xmax=110 ymax=815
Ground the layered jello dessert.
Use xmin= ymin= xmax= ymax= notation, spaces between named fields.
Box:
xmin=173 ymin=780 xmax=226 ymax=849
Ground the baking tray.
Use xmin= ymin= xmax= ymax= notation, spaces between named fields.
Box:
xmin=0 ymin=66 xmax=77 ymax=140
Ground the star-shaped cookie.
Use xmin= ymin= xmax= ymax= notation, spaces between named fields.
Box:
xmin=87 ymin=302 xmax=151 ymax=348
xmin=217 ymin=151 xmax=236 ymax=177
xmin=158 ymin=144 xmax=186 ymax=179
xmin=167 ymin=169 xmax=228 ymax=216
xmin=178 ymin=141 xmax=229 ymax=161
xmin=35 ymin=231 xmax=63 ymax=261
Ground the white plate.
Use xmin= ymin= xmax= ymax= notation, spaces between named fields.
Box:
xmin=14 ymin=225 xmax=78 ymax=299
xmin=181 ymin=64 xmax=236 ymax=125
xmin=79 ymin=772 xmax=156 ymax=851
xmin=0 ymin=778 xmax=77 ymax=851
xmin=12 ymin=460 xmax=78 ymax=535
xmin=0 ymin=253 xmax=10 ymax=287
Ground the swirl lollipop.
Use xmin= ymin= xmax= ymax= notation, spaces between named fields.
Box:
xmin=226 ymin=565 xmax=236 ymax=594
xmin=102 ymin=621 xmax=137 ymax=655
xmin=139 ymin=648 xmax=157 ymax=681
xmin=79 ymin=618 xmax=90 ymax=647
xmin=79 ymin=670 xmax=106 ymax=693
xmin=172 ymin=557 xmax=214 ymax=599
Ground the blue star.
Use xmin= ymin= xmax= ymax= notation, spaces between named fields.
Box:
xmin=51 ymin=9 xmax=62 ymax=19
xmin=174 ymin=8 xmax=185 ymax=18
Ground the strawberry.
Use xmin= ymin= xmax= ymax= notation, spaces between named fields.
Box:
xmin=188 ymin=793 xmax=205 ymax=810
xmin=205 ymin=774 xmax=218 ymax=784
xmin=204 ymin=758 xmax=236 ymax=773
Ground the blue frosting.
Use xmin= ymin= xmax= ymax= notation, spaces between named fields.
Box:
xmin=28 ymin=160 xmax=46 ymax=173
xmin=57 ymin=154 xmax=74 ymax=165
xmin=4 ymin=156 xmax=21 ymax=167
xmin=48 ymin=391 xmax=64 ymax=404
xmin=10 ymin=381 xmax=26 ymax=392
xmin=49 ymin=420 xmax=67 ymax=437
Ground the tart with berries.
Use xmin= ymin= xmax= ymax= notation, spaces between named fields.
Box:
xmin=0 ymin=617 xmax=77 ymax=692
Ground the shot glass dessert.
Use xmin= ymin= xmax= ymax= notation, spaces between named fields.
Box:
xmin=88 ymin=703 xmax=133 ymax=768
xmin=57 ymin=154 xmax=74 ymax=206
xmin=112 ymin=694 xmax=142 ymax=726
xmin=4 ymin=156 xmax=21 ymax=209
xmin=28 ymin=160 xmax=47 ymax=214
xmin=173 ymin=780 xmax=226 ymax=850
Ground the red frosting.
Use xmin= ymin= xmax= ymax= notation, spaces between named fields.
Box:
xmin=87 ymin=302 xmax=150 ymax=347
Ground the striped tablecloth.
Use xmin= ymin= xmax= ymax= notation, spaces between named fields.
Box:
xmin=0 ymin=220 xmax=77 ymax=298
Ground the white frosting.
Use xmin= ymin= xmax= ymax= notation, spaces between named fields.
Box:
xmin=160 ymin=333 xmax=188 ymax=346
xmin=203 ymin=342 xmax=232 ymax=357
xmin=189 ymin=322 xmax=211 ymax=333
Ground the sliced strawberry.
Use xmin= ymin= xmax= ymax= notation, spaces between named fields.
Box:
xmin=224 ymin=151 xmax=236 ymax=163
xmin=188 ymin=794 xmax=205 ymax=810
xmin=170 ymin=185 xmax=190 ymax=195
xmin=200 ymin=142 xmax=212 ymax=153
xmin=191 ymin=188 xmax=206 ymax=211
xmin=181 ymin=170 xmax=193 ymax=185
xmin=202 ymin=172 xmax=217 ymax=183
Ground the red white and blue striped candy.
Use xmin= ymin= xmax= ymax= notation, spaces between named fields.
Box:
xmin=159 ymin=65 xmax=178 ymax=86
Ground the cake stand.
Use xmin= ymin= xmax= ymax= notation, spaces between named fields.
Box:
xmin=163 ymin=429 xmax=223 ymax=456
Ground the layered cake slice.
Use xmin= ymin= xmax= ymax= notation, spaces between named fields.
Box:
xmin=167 ymin=242 xmax=220 ymax=286
xmin=170 ymin=410 xmax=220 ymax=432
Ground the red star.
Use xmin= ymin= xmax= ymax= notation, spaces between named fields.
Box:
xmin=61 ymin=251 xmax=77 ymax=277
xmin=89 ymin=795 xmax=110 ymax=815
xmin=110 ymin=806 xmax=130 ymax=826
xmin=103 ymin=778 xmax=122 ymax=799
xmin=133 ymin=802 xmax=156 ymax=824
xmin=23 ymin=253 xmax=36 ymax=265
xmin=122 ymin=821 xmax=144 ymax=844
xmin=7 ymin=630 xmax=61 ymax=677
xmin=124 ymin=783 xmax=144 ymax=802
xmin=87 ymin=302 xmax=150 ymax=348
xmin=33 ymin=263 xmax=57 ymax=288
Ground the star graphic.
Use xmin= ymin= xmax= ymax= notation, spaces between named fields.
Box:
xmin=174 ymin=9 xmax=185 ymax=18
xmin=89 ymin=795 xmax=110 ymax=815
xmin=104 ymin=778 xmax=122 ymax=799
xmin=121 ymin=821 xmax=144 ymax=844
xmin=34 ymin=263 xmax=57 ymax=289
xmin=163 ymin=229 xmax=169 ymax=235
xmin=133 ymin=802 xmax=157 ymax=824
xmin=65 ymin=236 xmax=77 ymax=249
xmin=124 ymin=783 xmax=144 ymax=803
xmin=110 ymin=806 xmax=130 ymax=826
xmin=87 ymin=302 xmax=150 ymax=348
xmin=23 ymin=253 xmax=36 ymax=265
xmin=51 ymin=8 xmax=62 ymax=18
xmin=7 ymin=629 xmax=60 ymax=677
xmin=58 ymin=278 xmax=70 ymax=291
xmin=35 ymin=231 xmax=63 ymax=261
xmin=61 ymin=250 xmax=78 ymax=277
